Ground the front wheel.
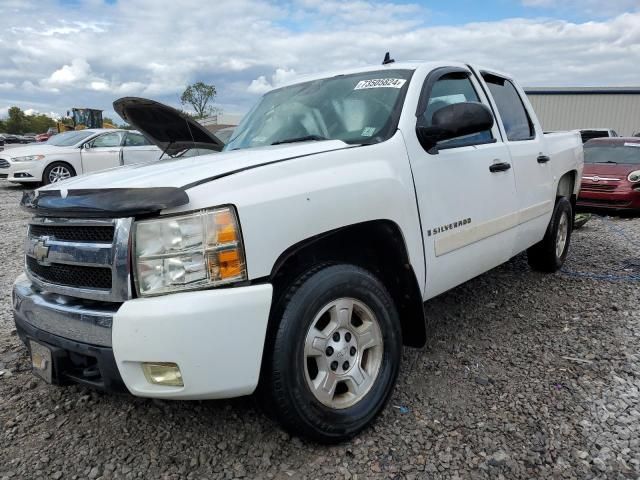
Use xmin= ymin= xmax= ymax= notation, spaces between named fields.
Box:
xmin=42 ymin=162 xmax=76 ymax=185
xmin=527 ymin=197 xmax=573 ymax=272
xmin=261 ymin=264 xmax=402 ymax=443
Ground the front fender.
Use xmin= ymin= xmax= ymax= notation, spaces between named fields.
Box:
xmin=177 ymin=133 xmax=426 ymax=289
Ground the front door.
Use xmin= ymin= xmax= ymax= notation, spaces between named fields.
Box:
xmin=81 ymin=131 xmax=124 ymax=174
xmin=405 ymin=67 xmax=519 ymax=299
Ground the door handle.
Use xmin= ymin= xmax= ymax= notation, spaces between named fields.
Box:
xmin=537 ymin=155 xmax=550 ymax=164
xmin=489 ymin=162 xmax=511 ymax=173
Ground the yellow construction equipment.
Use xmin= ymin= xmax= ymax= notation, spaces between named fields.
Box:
xmin=56 ymin=108 xmax=116 ymax=132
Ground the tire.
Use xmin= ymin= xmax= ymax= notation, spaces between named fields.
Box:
xmin=527 ymin=197 xmax=573 ymax=272
xmin=260 ymin=264 xmax=402 ymax=443
xmin=42 ymin=162 xmax=76 ymax=185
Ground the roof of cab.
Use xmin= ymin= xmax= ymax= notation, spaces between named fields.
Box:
xmin=276 ymin=61 xmax=464 ymax=89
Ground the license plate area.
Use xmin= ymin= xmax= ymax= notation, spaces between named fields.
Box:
xmin=30 ymin=340 xmax=53 ymax=384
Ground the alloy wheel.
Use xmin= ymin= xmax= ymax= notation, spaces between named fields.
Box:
xmin=303 ymin=297 xmax=383 ymax=409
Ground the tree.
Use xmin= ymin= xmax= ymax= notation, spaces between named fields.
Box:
xmin=1 ymin=107 xmax=56 ymax=134
xmin=26 ymin=113 xmax=56 ymax=133
xmin=180 ymin=82 xmax=218 ymax=119
xmin=5 ymin=106 xmax=27 ymax=134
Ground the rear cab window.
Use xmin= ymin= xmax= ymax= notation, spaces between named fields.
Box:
xmin=482 ymin=73 xmax=535 ymax=141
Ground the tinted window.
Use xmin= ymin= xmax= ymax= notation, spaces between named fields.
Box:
xmin=483 ymin=75 xmax=534 ymax=141
xmin=584 ymin=144 xmax=640 ymax=165
xmin=418 ymin=73 xmax=492 ymax=148
xmin=92 ymin=132 xmax=124 ymax=148
xmin=46 ymin=130 xmax=95 ymax=146
xmin=580 ymin=130 xmax=610 ymax=143
xmin=124 ymin=132 xmax=151 ymax=147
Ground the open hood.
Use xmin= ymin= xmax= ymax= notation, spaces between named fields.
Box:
xmin=113 ymin=97 xmax=225 ymax=157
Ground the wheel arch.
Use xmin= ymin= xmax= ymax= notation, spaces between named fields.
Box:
xmin=556 ymin=169 xmax=578 ymax=211
xmin=269 ymin=219 xmax=427 ymax=348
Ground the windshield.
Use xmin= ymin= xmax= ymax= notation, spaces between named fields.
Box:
xmin=225 ymin=69 xmax=413 ymax=151
xmin=584 ymin=143 xmax=640 ymax=164
xmin=46 ymin=130 xmax=96 ymax=147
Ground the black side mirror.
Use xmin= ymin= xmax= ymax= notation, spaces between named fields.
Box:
xmin=416 ymin=101 xmax=494 ymax=152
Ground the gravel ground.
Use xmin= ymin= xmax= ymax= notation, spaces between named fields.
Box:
xmin=0 ymin=181 xmax=639 ymax=480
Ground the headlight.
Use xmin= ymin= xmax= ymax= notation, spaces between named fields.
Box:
xmin=133 ymin=206 xmax=247 ymax=296
xmin=11 ymin=154 xmax=45 ymax=162
xmin=628 ymin=170 xmax=640 ymax=183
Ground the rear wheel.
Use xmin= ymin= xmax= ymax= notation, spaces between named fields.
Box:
xmin=261 ymin=264 xmax=402 ymax=443
xmin=43 ymin=162 xmax=75 ymax=185
xmin=527 ymin=197 xmax=573 ymax=272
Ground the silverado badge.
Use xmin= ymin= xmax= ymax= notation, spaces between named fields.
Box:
xmin=427 ymin=218 xmax=471 ymax=237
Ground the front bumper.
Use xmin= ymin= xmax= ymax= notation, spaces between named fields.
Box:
xmin=13 ymin=274 xmax=273 ymax=399
xmin=577 ymin=184 xmax=640 ymax=210
xmin=13 ymin=275 xmax=126 ymax=392
xmin=0 ymin=158 xmax=43 ymax=182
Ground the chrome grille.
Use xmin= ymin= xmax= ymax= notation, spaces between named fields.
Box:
xmin=25 ymin=217 xmax=132 ymax=302
xmin=0 ymin=159 xmax=9 ymax=168
xmin=29 ymin=224 xmax=114 ymax=243
xmin=26 ymin=256 xmax=112 ymax=289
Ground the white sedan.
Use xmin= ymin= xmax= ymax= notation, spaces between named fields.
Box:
xmin=0 ymin=129 xmax=161 ymax=185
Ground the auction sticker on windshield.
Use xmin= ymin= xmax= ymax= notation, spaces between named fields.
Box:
xmin=354 ymin=78 xmax=407 ymax=90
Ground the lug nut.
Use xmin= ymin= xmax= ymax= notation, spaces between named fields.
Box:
xmin=326 ymin=346 xmax=334 ymax=356
xmin=332 ymin=332 xmax=340 ymax=342
xmin=330 ymin=361 xmax=338 ymax=371
xmin=345 ymin=332 xmax=352 ymax=342
xmin=342 ymin=361 xmax=349 ymax=370
xmin=350 ymin=346 xmax=356 ymax=356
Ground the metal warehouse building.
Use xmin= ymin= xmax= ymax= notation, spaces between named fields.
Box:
xmin=525 ymin=87 xmax=640 ymax=136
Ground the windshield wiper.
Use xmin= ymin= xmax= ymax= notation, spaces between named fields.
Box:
xmin=271 ymin=135 xmax=328 ymax=146
xmin=595 ymin=160 xmax=618 ymax=164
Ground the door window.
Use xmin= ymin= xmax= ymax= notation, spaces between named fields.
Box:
xmin=483 ymin=74 xmax=534 ymax=141
xmin=91 ymin=132 xmax=124 ymax=148
xmin=124 ymin=132 xmax=152 ymax=146
xmin=418 ymin=73 xmax=493 ymax=148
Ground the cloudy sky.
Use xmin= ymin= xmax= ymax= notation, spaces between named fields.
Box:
xmin=1 ymin=0 xmax=639 ymax=121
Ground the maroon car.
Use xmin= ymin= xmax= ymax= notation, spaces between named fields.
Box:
xmin=578 ymin=138 xmax=640 ymax=211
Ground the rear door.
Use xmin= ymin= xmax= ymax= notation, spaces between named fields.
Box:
xmin=122 ymin=132 xmax=161 ymax=165
xmin=477 ymin=70 xmax=554 ymax=254
xmin=405 ymin=66 xmax=519 ymax=299
xmin=80 ymin=131 xmax=125 ymax=174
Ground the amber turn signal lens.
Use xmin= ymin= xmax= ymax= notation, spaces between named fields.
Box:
xmin=206 ymin=248 xmax=244 ymax=281
xmin=215 ymin=210 xmax=237 ymax=243
xmin=219 ymin=249 xmax=242 ymax=278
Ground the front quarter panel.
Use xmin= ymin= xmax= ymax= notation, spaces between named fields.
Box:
xmin=40 ymin=150 xmax=84 ymax=178
xmin=169 ymin=134 xmax=426 ymax=289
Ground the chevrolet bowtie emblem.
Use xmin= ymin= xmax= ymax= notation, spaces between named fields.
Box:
xmin=33 ymin=237 xmax=50 ymax=264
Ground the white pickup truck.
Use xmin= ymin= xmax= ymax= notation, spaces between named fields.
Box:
xmin=13 ymin=61 xmax=583 ymax=443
